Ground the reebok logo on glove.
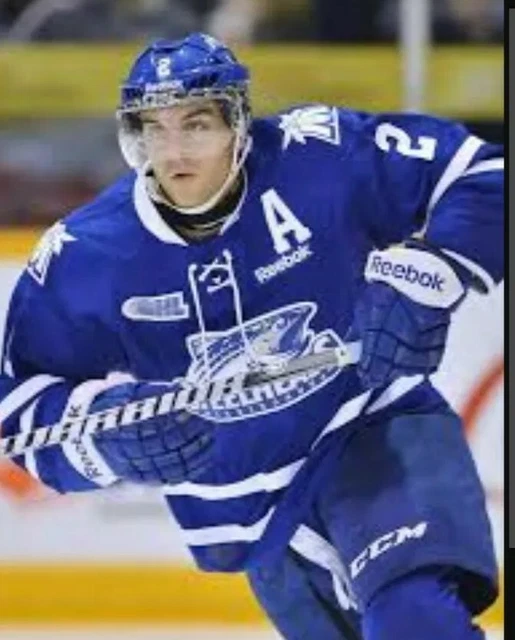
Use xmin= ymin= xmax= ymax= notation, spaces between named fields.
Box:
xmin=365 ymin=247 xmax=465 ymax=308
xmin=369 ymin=255 xmax=445 ymax=291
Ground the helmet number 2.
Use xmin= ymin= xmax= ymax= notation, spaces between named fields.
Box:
xmin=156 ymin=57 xmax=172 ymax=79
xmin=375 ymin=123 xmax=437 ymax=161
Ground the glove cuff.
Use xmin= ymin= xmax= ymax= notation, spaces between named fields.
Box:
xmin=406 ymin=238 xmax=485 ymax=286
xmin=58 ymin=376 xmax=134 ymax=487
xmin=364 ymin=244 xmax=467 ymax=309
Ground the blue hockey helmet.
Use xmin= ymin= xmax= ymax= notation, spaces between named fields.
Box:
xmin=119 ymin=33 xmax=250 ymax=114
xmin=117 ymin=33 xmax=253 ymax=207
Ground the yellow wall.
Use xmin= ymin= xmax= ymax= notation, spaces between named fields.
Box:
xmin=0 ymin=44 xmax=503 ymax=119
xmin=0 ymin=228 xmax=43 ymax=259
xmin=0 ymin=564 xmax=503 ymax=626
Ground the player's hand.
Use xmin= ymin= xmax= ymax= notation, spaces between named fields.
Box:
xmin=350 ymin=240 xmax=472 ymax=389
xmin=91 ymin=381 xmax=214 ymax=485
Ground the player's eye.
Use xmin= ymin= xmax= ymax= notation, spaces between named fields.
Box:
xmin=183 ymin=119 xmax=211 ymax=132
xmin=142 ymin=121 xmax=164 ymax=133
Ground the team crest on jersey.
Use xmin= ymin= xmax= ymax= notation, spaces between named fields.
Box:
xmin=180 ymin=302 xmax=344 ymax=422
xmin=278 ymin=105 xmax=341 ymax=150
xmin=27 ymin=222 xmax=76 ymax=285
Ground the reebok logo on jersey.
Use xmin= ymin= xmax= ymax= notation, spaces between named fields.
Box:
xmin=369 ymin=255 xmax=445 ymax=291
xmin=254 ymin=244 xmax=313 ymax=283
xmin=350 ymin=521 xmax=428 ymax=579
xmin=365 ymin=247 xmax=464 ymax=309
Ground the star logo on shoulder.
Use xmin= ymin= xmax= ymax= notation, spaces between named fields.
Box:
xmin=278 ymin=105 xmax=341 ymax=151
xmin=27 ymin=222 xmax=76 ymax=285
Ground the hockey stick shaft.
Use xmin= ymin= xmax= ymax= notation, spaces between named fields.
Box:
xmin=0 ymin=344 xmax=360 ymax=459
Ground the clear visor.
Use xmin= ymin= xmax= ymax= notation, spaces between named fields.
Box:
xmin=117 ymin=93 xmax=247 ymax=169
xmin=140 ymin=97 xmax=235 ymax=157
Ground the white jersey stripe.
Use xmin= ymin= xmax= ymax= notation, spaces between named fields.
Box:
xmin=23 ymin=451 xmax=40 ymax=481
xmin=181 ymin=507 xmax=276 ymax=546
xmin=441 ymin=248 xmax=497 ymax=293
xmin=290 ymin=524 xmax=357 ymax=611
xmin=19 ymin=397 xmax=39 ymax=434
xmin=365 ymin=375 xmax=424 ymax=414
xmin=463 ymin=158 xmax=504 ymax=177
xmin=163 ymin=459 xmax=304 ymax=500
xmin=427 ymin=135 xmax=484 ymax=215
xmin=290 ymin=524 xmax=347 ymax=579
xmin=0 ymin=374 xmax=62 ymax=424
xmin=312 ymin=390 xmax=373 ymax=447
xmin=20 ymin=398 xmax=41 ymax=481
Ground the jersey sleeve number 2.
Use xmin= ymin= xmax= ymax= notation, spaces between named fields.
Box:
xmin=375 ymin=123 xmax=437 ymax=161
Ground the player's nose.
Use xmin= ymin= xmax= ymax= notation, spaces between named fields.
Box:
xmin=160 ymin=138 xmax=194 ymax=165
xmin=163 ymin=155 xmax=196 ymax=176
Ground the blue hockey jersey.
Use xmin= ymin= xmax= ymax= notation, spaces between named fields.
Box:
xmin=0 ymin=105 xmax=503 ymax=572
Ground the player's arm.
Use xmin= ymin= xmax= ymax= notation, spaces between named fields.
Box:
xmin=345 ymin=111 xmax=503 ymax=387
xmin=0 ymin=271 xmax=116 ymax=493
xmin=0 ymin=264 xmax=214 ymax=494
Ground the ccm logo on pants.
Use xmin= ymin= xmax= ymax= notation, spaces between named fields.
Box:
xmin=350 ymin=521 xmax=428 ymax=579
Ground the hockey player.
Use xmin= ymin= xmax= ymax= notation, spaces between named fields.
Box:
xmin=0 ymin=34 xmax=503 ymax=639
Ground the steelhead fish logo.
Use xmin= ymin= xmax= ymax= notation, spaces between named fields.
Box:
xmin=182 ymin=301 xmax=344 ymax=422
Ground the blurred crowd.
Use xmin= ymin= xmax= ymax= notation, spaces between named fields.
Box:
xmin=0 ymin=0 xmax=504 ymax=44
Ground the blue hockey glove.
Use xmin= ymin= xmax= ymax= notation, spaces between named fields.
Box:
xmin=351 ymin=241 xmax=472 ymax=389
xmin=91 ymin=381 xmax=215 ymax=485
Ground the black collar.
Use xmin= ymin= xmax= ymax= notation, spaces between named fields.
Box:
xmin=154 ymin=174 xmax=245 ymax=234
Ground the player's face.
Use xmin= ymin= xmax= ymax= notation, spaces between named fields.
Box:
xmin=140 ymin=100 xmax=235 ymax=209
